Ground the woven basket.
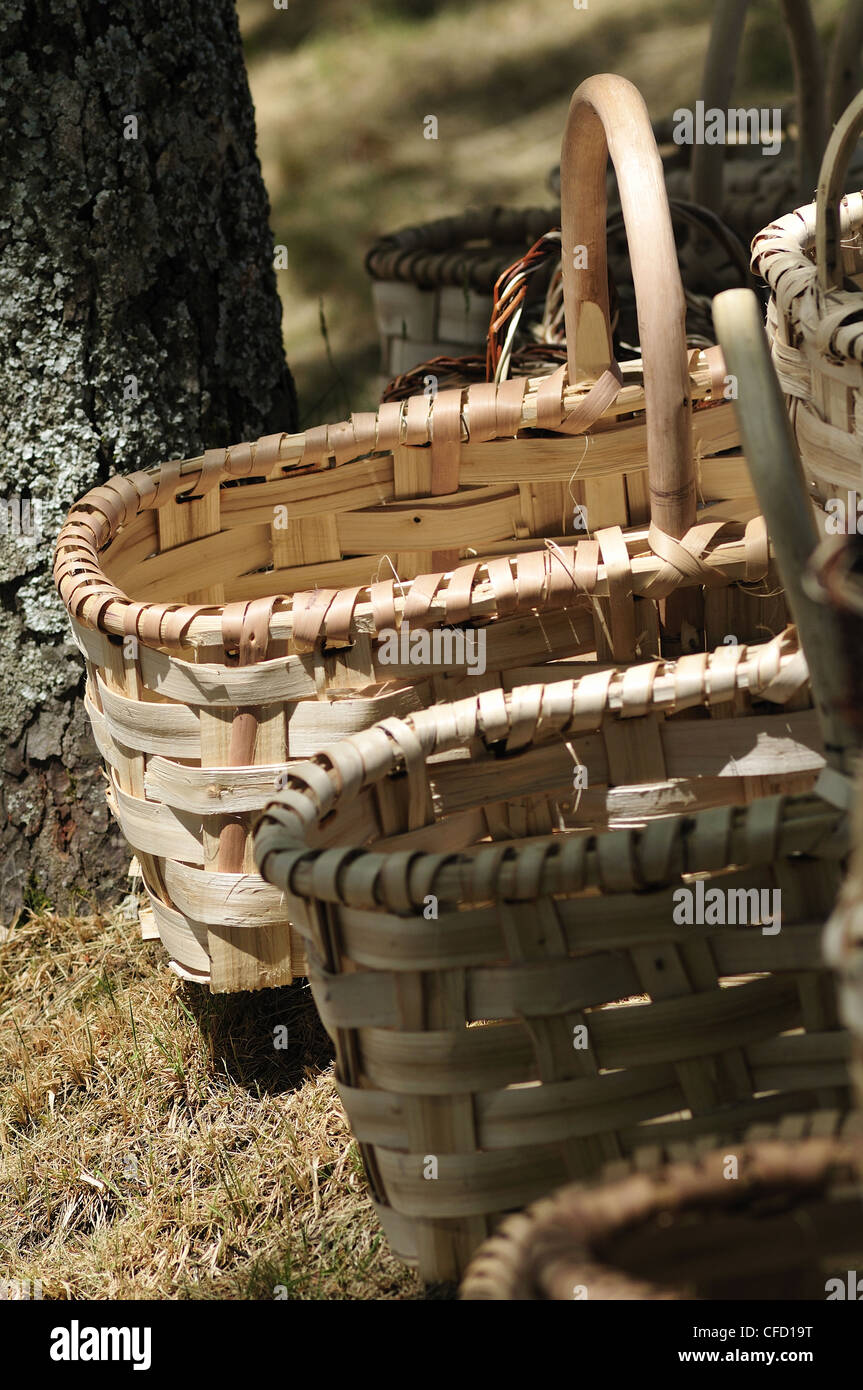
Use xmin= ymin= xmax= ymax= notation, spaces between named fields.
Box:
xmin=365 ymin=207 xmax=557 ymax=390
xmin=255 ymin=728 xmax=852 ymax=1281
xmin=252 ymin=289 xmax=856 ymax=1281
xmin=753 ymin=88 xmax=863 ymax=518
xmin=460 ymin=1116 xmax=863 ymax=1300
xmin=53 ymin=78 xmax=777 ymax=994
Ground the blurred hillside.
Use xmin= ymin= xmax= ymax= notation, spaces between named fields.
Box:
xmin=237 ymin=0 xmax=847 ymax=422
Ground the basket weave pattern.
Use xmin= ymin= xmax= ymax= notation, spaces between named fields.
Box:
xmin=255 ymin=673 xmax=848 ymax=1281
xmin=53 ymin=77 xmax=783 ymax=994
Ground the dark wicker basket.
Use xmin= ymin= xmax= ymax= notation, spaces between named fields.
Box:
xmin=461 ymin=1114 xmax=863 ymax=1300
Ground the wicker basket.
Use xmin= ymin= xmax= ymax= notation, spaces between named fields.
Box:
xmin=753 ymin=88 xmax=863 ymax=519
xmin=460 ymin=1116 xmax=863 ymax=1300
xmin=54 ymin=77 xmax=777 ymax=993
xmin=365 ymin=207 xmax=558 ymax=391
xmin=252 ymin=289 xmax=857 ymax=1281
xmin=255 ymin=720 xmax=852 ymax=1281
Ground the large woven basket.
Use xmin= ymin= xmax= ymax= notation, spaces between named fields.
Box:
xmin=53 ymin=78 xmax=775 ymax=994
xmin=460 ymin=1116 xmax=863 ymax=1300
xmin=253 ymin=290 xmax=856 ymax=1281
xmin=255 ymin=728 xmax=852 ymax=1282
xmin=753 ymin=87 xmax=863 ymax=516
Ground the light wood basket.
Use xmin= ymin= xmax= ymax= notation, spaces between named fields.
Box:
xmin=53 ymin=79 xmax=778 ymax=994
xmin=253 ymin=289 xmax=860 ymax=1283
xmin=255 ymin=725 xmax=852 ymax=1282
xmin=753 ymin=88 xmax=863 ymax=517
xmin=460 ymin=1115 xmax=863 ymax=1300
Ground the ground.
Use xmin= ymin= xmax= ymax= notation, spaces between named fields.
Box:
xmin=0 ymin=907 xmax=426 ymax=1299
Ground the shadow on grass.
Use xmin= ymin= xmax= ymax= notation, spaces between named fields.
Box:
xmin=180 ymin=975 xmax=335 ymax=1098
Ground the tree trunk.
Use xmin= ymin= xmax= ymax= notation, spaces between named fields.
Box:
xmin=0 ymin=0 xmax=296 ymax=923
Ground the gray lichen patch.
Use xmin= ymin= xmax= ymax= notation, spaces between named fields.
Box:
xmin=0 ymin=0 xmax=297 ymax=920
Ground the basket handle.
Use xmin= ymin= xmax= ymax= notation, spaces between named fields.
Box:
xmin=691 ymin=0 xmax=824 ymax=212
xmin=816 ymin=87 xmax=863 ymax=292
xmin=561 ymin=74 xmax=694 ymax=538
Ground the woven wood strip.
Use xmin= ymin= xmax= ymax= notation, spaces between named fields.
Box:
xmin=254 ymin=647 xmax=851 ymax=1280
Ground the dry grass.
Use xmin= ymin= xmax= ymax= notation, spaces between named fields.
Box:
xmin=0 ymin=906 xmax=428 ymax=1300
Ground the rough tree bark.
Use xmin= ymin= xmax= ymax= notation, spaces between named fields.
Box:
xmin=0 ymin=0 xmax=296 ymax=923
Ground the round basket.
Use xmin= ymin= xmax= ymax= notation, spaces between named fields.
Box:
xmin=753 ymin=88 xmax=863 ymax=516
xmin=53 ymin=77 xmax=773 ymax=994
xmin=254 ymin=699 xmax=852 ymax=1282
xmin=459 ymin=1118 xmax=863 ymax=1299
xmin=254 ymin=289 xmax=858 ymax=1282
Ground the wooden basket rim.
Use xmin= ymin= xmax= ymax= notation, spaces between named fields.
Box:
xmin=253 ymin=626 xmax=830 ymax=917
xmin=752 ymin=191 xmax=863 ymax=371
xmin=365 ymin=205 xmax=560 ymax=291
xmin=460 ymin=1130 xmax=863 ymax=1301
xmin=53 ymin=364 xmax=756 ymax=655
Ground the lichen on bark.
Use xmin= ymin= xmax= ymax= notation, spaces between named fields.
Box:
xmin=0 ymin=0 xmax=296 ymax=921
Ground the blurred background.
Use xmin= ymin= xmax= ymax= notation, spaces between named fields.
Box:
xmin=237 ymin=0 xmax=849 ymax=421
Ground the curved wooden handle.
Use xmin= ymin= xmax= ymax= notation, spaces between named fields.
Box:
xmin=816 ymin=87 xmax=863 ymax=292
xmin=692 ymin=0 xmax=824 ymax=211
xmin=560 ymin=74 xmax=694 ymax=538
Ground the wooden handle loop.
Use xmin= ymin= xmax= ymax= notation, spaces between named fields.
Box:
xmin=561 ymin=74 xmax=694 ymax=538
xmin=692 ymin=0 xmax=824 ymax=212
xmin=816 ymin=87 xmax=863 ymax=292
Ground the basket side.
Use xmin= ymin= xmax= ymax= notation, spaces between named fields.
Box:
xmin=255 ymin=666 xmax=851 ymax=1282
